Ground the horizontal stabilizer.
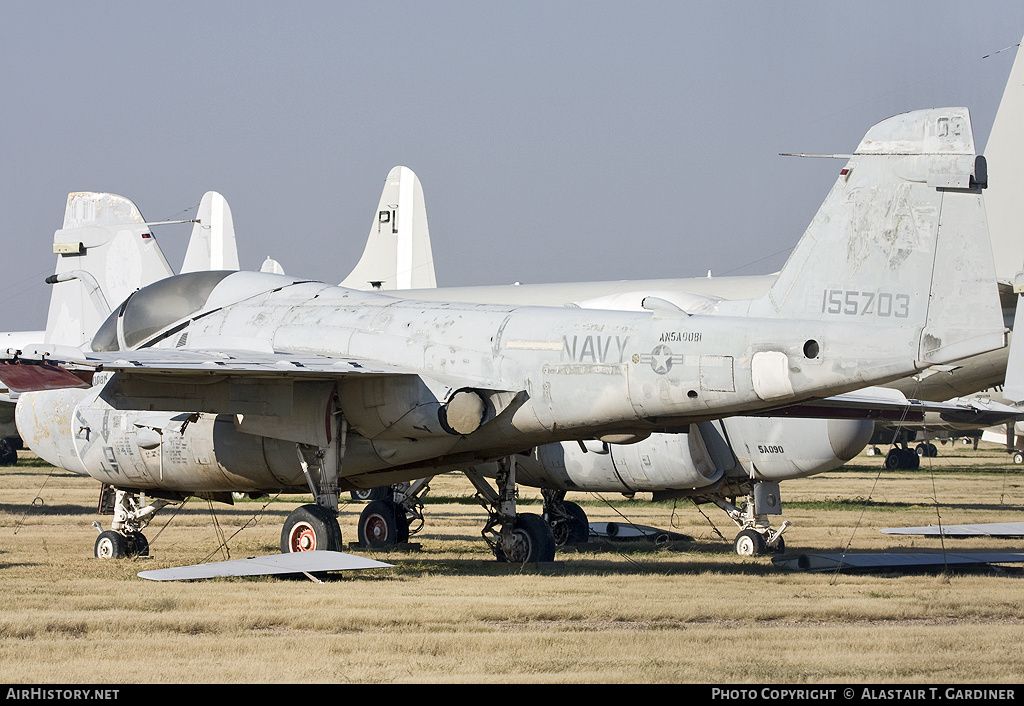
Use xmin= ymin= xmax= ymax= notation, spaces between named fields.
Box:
xmin=137 ymin=550 xmax=393 ymax=581
xmin=749 ymin=387 xmax=1020 ymax=424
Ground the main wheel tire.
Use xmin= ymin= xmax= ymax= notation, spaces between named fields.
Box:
xmin=357 ymin=500 xmax=408 ymax=548
xmin=126 ymin=531 xmax=149 ymax=557
xmin=95 ymin=530 xmax=128 ymax=559
xmin=546 ymin=501 xmax=590 ymax=547
xmin=734 ymin=529 xmax=767 ymax=556
xmin=884 ymin=449 xmax=903 ymax=470
xmin=496 ymin=513 xmax=557 ymax=563
xmin=885 ymin=448 xmax=920 ymax=470
xmin=0 ymin=439 xmax=17 ymax=466
xmin=281 ymin=504 xmax=343 ymax=553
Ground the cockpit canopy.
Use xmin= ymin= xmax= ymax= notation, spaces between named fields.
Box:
xmin=92 ymin=271 xmax=234 ymax=351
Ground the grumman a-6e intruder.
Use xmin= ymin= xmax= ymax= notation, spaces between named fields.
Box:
xmin=2 ymin=108 xmax=1006 ymax=564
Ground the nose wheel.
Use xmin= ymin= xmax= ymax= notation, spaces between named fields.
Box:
xmin=733 ymin=528 xmax=786 ymax=556
xmin=713 ymin=482 xmax=790 ymax=557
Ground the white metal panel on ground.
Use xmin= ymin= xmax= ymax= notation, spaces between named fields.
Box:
xmin=773 ymin=552 xmax=1024 ymax=573
xmin=137 ymin=550 xmax=393 ymax=581
xmin=880 ymin=522 xmax=1024 ymax=537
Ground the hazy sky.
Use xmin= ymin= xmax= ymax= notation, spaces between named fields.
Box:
xmin=1 ymin=2 xmax=1022 ymax=330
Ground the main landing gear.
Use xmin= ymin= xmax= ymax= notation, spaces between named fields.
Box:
xmin=465 ymin=456 xmax=557 ymax=564
xmin=280 ymin=443 xmax=344 ymax=553
xmin=281 ymin=503 xmax=343 ymax=552
xmin=713 ymin=481 xmax=790 ymax=557
xmin=883 ymin=443 xmax=921 ymax=470
xmin=354 ymin=479 xmax=429 ymax=549
xmin=0 ymin=437 xmax=19 ymax=466
xmin=541 ymin=488 xmax=590 ymax=547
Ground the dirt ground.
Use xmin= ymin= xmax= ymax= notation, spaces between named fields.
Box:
xmin=1 ymin=440 xmax=1022 ymax=683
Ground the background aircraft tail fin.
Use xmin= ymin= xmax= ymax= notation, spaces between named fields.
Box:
xmin=339 ymin=165 xmax=437 ymax=291
xmin=741 ymin=107 xmax=1003 ymax=367
xmin=260 ymin=256 xmax=285 ymax=274
xmin=44 ymin=192 xmax=174 ymax=347
xmin=982 ymin=36 xmax=1024 ymax=286
xmin=180 ymin=191 xmax=239 ymax=274
xmin=1001 ymin=284 xmax=1024 ymax=403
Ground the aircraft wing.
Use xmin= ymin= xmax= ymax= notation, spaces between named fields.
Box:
xmin=0 ymin=345 xmax=404 ymax=394
xmin=89 ymin=348 xmax=400 ymax=378
xmin=0 ymin=344 xmax=519 ymax=442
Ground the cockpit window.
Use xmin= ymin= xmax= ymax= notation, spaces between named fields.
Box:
xmin=91 ymin=271 xmax=234 ymax=351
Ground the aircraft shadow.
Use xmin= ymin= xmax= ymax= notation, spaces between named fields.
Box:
xmin=1 ymin=502 xmax=98 ymax=517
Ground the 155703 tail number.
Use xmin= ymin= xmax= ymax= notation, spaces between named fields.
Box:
xmin=821 ymin=289 xmax=909 ymax=318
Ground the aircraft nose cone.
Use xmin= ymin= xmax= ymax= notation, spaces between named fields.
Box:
xmin=827 ymin=418 xmax=875 ymax=461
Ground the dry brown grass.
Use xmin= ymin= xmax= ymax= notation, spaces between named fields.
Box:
xmin=1 ymin=442 xmax=1022 ymax=683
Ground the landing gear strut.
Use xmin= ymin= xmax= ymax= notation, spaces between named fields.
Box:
xmin=541 ymin=488 xmax=590 ymax=547
xmin=281 ymin=436 xmax=345 ymax=553
xmin=465 ymin=456 xmax=557 ymax=563
xmin=713 ymin=481 xmax=790 ymax=557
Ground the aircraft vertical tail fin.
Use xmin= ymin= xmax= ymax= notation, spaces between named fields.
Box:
xmin=982 ymin=37 xmax=1024 ymax=286
xmin=44 ymin=192 xmax=174 ymax=347
xmin=339 ymin=165 xmax=437 ymax=291
xmin=739 ymin=108 xmax=1004 ymax=368
xmin=180 ymin=191 xmax=240 ymax=274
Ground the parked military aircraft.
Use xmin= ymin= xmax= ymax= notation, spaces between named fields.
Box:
xmin=0 ymin=190 xmax=240 ymax=465
xmin=0 ymin=165 xmax=436 ymax=470
xmin=363 ymin=41 xmax=1024 ymax=544
xmin=365 ymin=60 xmax=1024 ymax=549
xmin=401 ymin=38 xmax=1024 ymax=411
xmin=355 ymin=40 xmax=1024 ymax=550
xmin=0 ymin=107 xmax=1006 ymax=564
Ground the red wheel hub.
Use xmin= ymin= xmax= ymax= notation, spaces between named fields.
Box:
xmin=288 ymin=522 xmax=317 ymax=551
xmin=366 ymin=515 xmax=388 ymax=541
